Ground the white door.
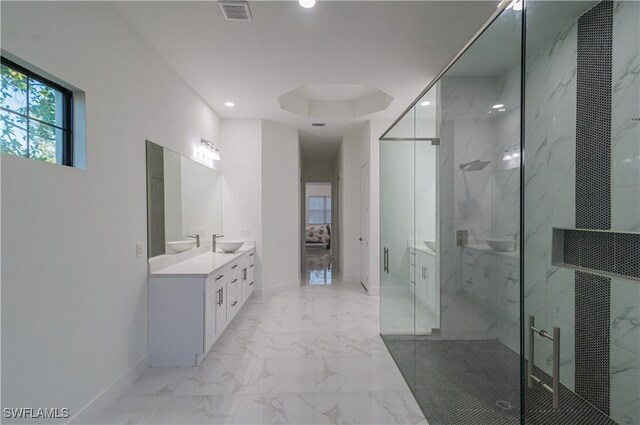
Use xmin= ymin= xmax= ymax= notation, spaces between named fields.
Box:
xmin=360 ymin=163 xmax=370 ymax=291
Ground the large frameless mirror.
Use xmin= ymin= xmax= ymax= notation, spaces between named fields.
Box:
xmin=146 ymin=140 xmax=223 ymax=259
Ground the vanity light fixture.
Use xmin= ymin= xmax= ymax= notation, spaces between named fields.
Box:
xmin=224 ymin=101 xmax=235 ymax=108
xmin=492 ymin=103 xmax=505 ymax=109
xmin=299 ymin=0 xmax=316 ymax=8
xmin=502 ymin=145 xmax=520 ymax=166
xmin=199 ymin=139 xmax=221 ymax=161
xmin=420 ymin=101 xmax=431 ymax=106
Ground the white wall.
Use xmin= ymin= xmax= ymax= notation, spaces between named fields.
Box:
xmin=302 ymin=159 xmax=335 ymax=182
xmin=1 ymin=2 xmax=221 ymax=422
xmin=220 ymin=119 xmax=263 ymax=290
xmin=338 ymin=120 xmax=386 ymax=294
xmin=261 ymin=120 xmax=301 ymax=294
xmin=339 ymin=125 xmax=363 ymax=282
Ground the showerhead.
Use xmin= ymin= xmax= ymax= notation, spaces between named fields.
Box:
xmin=459 ymin=159 xmax=491 ymax=172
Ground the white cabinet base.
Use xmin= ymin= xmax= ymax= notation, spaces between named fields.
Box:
xmin=149 ymin=247 xmax=256 ymax=367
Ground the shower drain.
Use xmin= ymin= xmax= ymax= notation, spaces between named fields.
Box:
xmin=496 ymin=400 xmax=514 ymax=411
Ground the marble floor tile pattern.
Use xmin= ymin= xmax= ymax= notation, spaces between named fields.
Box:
xmin=84 ymin=250 xmax=427 ymax=425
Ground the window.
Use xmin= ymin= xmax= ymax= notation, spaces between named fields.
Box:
xmin=308 ymin=196 xmax=331 ymax=224
xmin=1 ymin=57 xmax=73 ymax=165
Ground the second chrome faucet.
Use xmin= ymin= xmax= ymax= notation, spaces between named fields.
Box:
xmin=212 ymin=234 xmax=225 ymax=252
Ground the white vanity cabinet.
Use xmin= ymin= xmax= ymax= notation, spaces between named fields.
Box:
xmin=149 ymin=246 xmax=256 ymax=367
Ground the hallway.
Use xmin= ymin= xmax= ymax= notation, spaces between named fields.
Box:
xmin=87 ymin=256 xmax=427 ymax=424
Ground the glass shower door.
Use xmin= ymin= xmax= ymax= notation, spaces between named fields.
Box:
xmin=380 ymin=108 xmax=417 ymax=390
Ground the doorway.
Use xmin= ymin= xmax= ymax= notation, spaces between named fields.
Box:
xmin=304 ymin=182 xmax=333 ymax=285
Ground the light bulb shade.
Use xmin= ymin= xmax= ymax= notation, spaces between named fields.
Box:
xmin=299 ymin=0 xmax=316 ymax=8
xmin=200 ymin=139 xmax=221 ymax=161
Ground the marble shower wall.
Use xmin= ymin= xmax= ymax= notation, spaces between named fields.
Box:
xmin=525 ymin=2 xmax=638 ymax=423
xmin=523 ymin=15 xmax=578 ymax=393
xmin=610 ymin=2 xmax=639 ymax=424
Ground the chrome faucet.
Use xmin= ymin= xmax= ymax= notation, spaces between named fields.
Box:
xmin=187 ymin=234 xmax=200 ymax=248
xmin=212 ymin=234 xmax=224 ymax=252
xmin=506 ymin=232 xmax=519 ymax=240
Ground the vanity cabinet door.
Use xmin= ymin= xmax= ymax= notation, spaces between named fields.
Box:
xmin=204 ymin=278 xmax=217 ymax=353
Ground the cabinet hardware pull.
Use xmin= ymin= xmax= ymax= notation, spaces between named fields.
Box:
xmin=231 ymin=301 xmax=238 ymax=307
xmin=232 ymin=279 xmax=238 ymax=283
xmin=215 ymin=274 xmax=224 ymax=280
xmin=250 ymin=264 xmax=254 ymax=268
xmin=250 ymin=253 xmax=254 ymax=257
xmin=249 ymin=281 xmax=254 ymax=286
xmin=231 ymin=265 xmax=238 ymax=269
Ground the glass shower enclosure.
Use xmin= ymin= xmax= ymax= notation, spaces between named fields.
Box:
xmin=379 ymin=1 xmax=639 ymax=424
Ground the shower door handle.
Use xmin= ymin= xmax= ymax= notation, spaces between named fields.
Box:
xmin=383 ymin=248 xmax=389 ymax=273
xmin=528 ymin=315 xmax=560 ymax=409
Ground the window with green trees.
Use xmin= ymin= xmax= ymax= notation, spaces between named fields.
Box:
xmin=1 ymin=57 xmax=73 ymax=165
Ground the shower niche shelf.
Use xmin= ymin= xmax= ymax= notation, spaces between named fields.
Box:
xmin=552 ymin=227 xmax=640 ymax=282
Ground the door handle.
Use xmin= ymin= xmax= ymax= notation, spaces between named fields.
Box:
xmin=528 ymin=315 xmax=560 ymax=409
xmin=383 ymin=248 xmax=389 ymax=273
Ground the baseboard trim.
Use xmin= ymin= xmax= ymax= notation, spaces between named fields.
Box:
xmin=342 ymin=275 xmax=360 ymax=283
xmin=68 ymin=354 xmax=149 ymax=424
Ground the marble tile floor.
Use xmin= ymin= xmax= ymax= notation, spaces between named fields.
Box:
xmin=84 ymin=259 xmax=427 ymax=425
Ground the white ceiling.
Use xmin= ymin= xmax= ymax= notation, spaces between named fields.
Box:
xmin=111 ymin=1 xmax=499 ymax=159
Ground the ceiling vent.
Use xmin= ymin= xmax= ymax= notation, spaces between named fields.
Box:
xmin=219 ymin=1 xmax=252 ymax=21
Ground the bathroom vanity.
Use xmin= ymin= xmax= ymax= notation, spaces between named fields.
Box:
xmin=148 ymin=244 xmax=256 ymax=366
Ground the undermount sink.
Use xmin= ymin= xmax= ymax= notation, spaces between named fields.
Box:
xmin=167 ymin=240 xmax=197 ymax=253
xmin=485 ymin=238 xmax=515 ymax=252
xmin=217 ymin=240 xmax=244 ymax=253
xmin=424 ymin=240 xmax=437 ymax=251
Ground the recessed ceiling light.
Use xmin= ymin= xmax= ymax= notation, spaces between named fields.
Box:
xmin=420 ymin=101 xmax=431 ymax=106
xmin=224 ymin=101 xmax=235 ymax=108
xmin=492 ymin=103 xmax=505 ymax=109
xmin=299 ymin=0 xmax=316 ymax=8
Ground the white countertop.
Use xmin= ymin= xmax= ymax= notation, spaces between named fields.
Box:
xmin=465 ymin=244 xmax=519 ymax=258
xmin=150 ymin=243 xmax=255 ymax=278
xmin=408 ymin=241 xmax=436 ymax=255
